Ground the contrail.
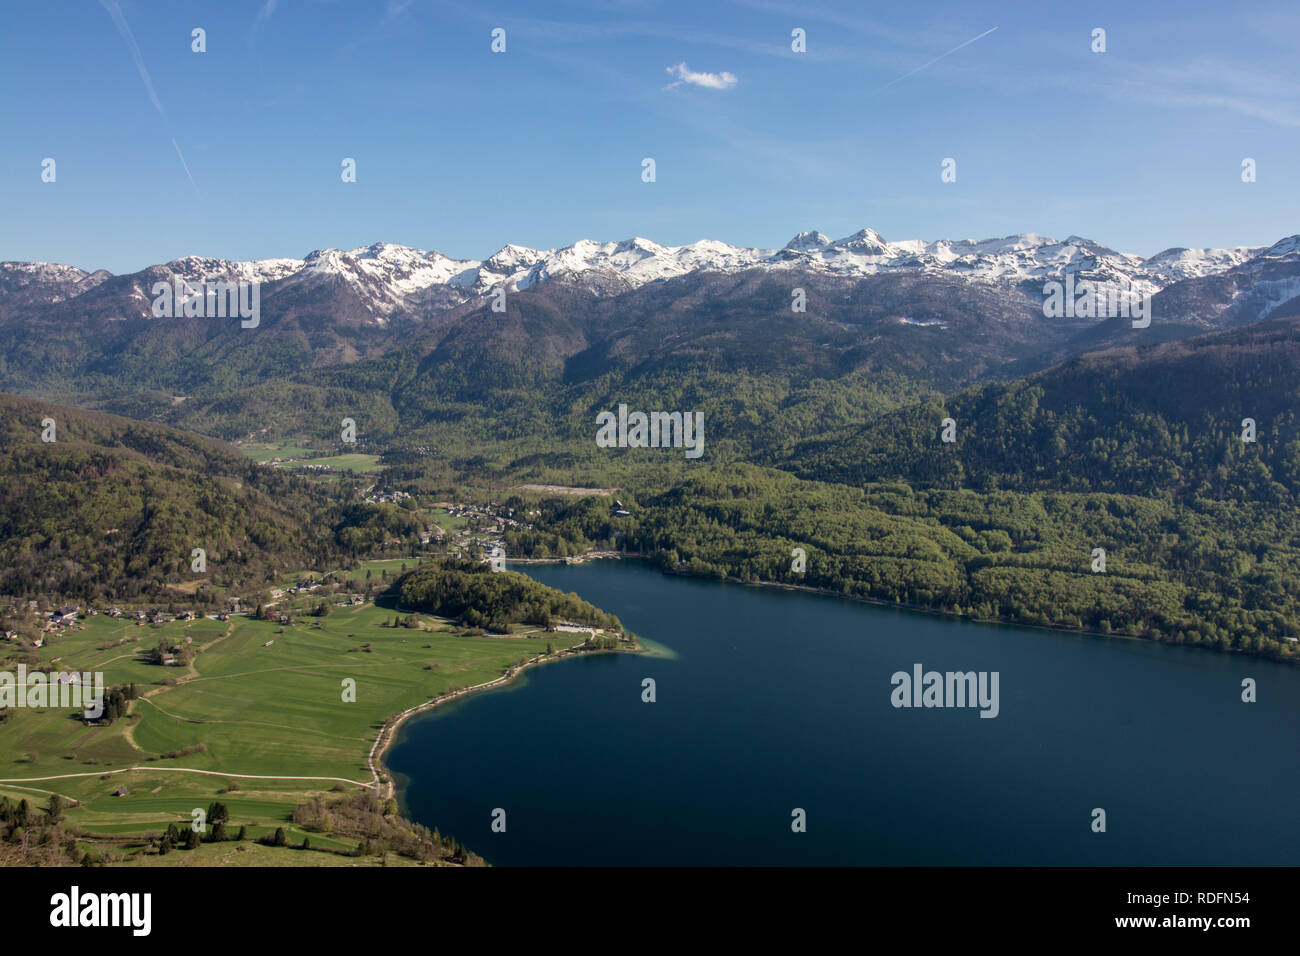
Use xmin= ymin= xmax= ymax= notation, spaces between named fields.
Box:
xmin=98 ymin=0 xmax=201 ymax=193
xmin=881 ymin=26 xmax=998 ymax=89
xmin=97 ymin=0 xmax=164 ymax=115
xmin=172 ymin=138 xmax=201 ymax=197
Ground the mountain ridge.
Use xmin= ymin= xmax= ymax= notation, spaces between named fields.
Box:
xmin=5 ymin=228 xmax=1286 ymax=323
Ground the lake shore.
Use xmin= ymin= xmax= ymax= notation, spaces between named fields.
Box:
xmin=368 ymin=630 xmax=645 ymax=801
xmin=387 ymin=557 xmax=1300 ymax=866
xmin=547 ymin=552 xmax=1289 ymax=663
xmin=504 ymin=550 xmax=641 ymax=565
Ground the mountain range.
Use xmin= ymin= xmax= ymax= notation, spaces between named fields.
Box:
xmin=4 ymin=228 xmax=1291 ymax=324
xmin=2 ymin=226 xmax=1298 ymax=460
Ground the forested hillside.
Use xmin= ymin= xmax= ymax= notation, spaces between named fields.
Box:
xmin=0 ymin=394 xmax=402 ymax=604
xmin=785 ymin=316 xmax=1300 ymax=502
xmin=497 ymin=465 xmax=1300 ymax=661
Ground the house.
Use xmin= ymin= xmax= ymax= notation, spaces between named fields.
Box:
xmin=49 ymin=606 xmax=78 ymax=626
xmin=216 ymin=613 xmax=229 ymax=622
xmin=114 ymin=787 xmax=128 ymax=797
xmin=106 ymin=607 xmax=123 ymax=618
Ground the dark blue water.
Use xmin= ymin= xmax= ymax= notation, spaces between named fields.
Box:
xmin=387 ymin=560 xmax=1300 ymax=865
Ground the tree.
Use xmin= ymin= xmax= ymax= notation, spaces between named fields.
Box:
xmin=273 ymin=827 xmax=287 ymax=847
xmin=207 ymin=801 xmax=229 ymax=825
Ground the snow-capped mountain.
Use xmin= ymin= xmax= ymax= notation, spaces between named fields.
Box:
xmin=0 ymin=261 xmax=113 ymax=305
xmin=434 ymin=227 xmax=1269 ymax=300
xmin=2 ymin=228 xmax=1289 ymax=324
xmin=2 ymin=227 xmax=1298 ymax=428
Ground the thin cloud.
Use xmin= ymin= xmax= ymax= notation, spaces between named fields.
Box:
xmin=339 ymin=0 xmax=419 ymax=57
xmin=384 ymin=0 xmax=416 ymax=23
xmin=250 ymin=0 xmax=278 ymax=46
xmin=665 ymin=62 xmax=738 ymax=91
xmin=254 ymin=0 xmax=278 ymax=29
xmin=439 ymin=2 xmax=830 ymax=60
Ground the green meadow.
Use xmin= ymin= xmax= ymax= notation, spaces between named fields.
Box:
xmin=428 ymin=508 xmax=472 ymax=533
xmin=288 ymin=453 xmax=384 ymax=473
xmin=237 ymin=439 xmax=383 ymax=475
xmin=0 ymin=597 xmax=562 ymax=860
xmin=237 ymin=439 xmax=322 ymax=463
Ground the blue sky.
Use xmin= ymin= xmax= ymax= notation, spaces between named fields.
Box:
xmin=2 ymin=0 xmax=1298 ymax=273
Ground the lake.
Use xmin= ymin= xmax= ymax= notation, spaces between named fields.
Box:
xmin=387 ymin=559 xmax=1300 ymax=865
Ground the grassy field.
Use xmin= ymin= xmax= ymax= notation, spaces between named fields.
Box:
xmin=236 ymin=440 xmax=383 ymax=475
xmin=236 ymin=439 xmax=321 ymax=463
xmin=0 ymin=593 xmax=570 ymax=863
xmin=288 ymin=453 xmax=383 ymax=473
xmin=276 ymin=558 xmax=426 ymax=594
xmin=427 ymin=507 xmax=472 ymax=533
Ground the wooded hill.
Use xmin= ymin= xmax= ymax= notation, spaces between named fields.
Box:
xmin=0 ymin=394 xmax=394 ymax=604
xmin=397 ymin=558 xmax=624 ymax=637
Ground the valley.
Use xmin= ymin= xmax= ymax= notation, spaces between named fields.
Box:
xmin=2 ymin=225 xmax=1298 ymax=868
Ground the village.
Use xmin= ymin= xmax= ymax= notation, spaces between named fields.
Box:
xmin=0 ymin=498 xmax=542 ymax=655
